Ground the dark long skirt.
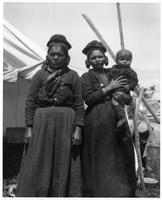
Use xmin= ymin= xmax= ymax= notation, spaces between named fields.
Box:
xmin=82 ymin=101 xmax=136 ymax=197
xmin=16 ymin=106 xmax=81 ymax=197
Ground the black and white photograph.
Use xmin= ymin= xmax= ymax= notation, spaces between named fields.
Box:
xmin=3 ymin=1 xmax=160 ymax=197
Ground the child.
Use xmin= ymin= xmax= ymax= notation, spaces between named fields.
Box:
xmin=110 ymin=49 xmax=138 ymax=128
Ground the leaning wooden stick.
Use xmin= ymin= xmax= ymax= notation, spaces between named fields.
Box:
xmin=82 ymin=14 xmax=116 ymax=62
xmin=116 ymin=3 xmax=125 ymax=49
xmin=140 ymin=111 xmax=156 ymax=158
xmin=141 ymin=111 xmax=155 ymax=138
xmin=133 ymin=88 xmax=145 ymax=191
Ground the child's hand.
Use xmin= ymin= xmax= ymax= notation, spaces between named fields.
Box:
xmin=123 ymin=84 xmax=130 ymax=91
xmin=113 ymin=91 xmax=124 ymax=103
xmin=113 ymin=91 xmax=132 ymax=105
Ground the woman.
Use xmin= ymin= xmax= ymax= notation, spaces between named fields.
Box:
xmin=16 ymin=34 xmax=84 ymax=197
xmin=81 ymin=40 xmax=137 ymax=197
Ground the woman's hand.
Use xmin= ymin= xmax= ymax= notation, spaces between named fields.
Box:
xmin=72 ymin=126 xmax=82 ymax=146
xmin=102 ymin=76 xmax=127 ymax=95
xmin=24 ymin=127 xmax=32 ymax=143
xmin=108 ymin=76 xmax=127 ymax=90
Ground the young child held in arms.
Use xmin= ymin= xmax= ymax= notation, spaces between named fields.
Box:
xmin=110 ymin=49 xmax=138 ymax=128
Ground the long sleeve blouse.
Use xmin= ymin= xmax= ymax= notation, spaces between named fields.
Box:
xmin=25 ymin=67 xmax=84 ymax=127
xmin=81 ymin=69 xmax=113 ymax=107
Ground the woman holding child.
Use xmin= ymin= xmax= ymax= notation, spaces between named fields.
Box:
xmin=81 ymin=40 xmax=137 ymax=197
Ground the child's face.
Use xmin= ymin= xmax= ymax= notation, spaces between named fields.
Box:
xmin=88 ymin=49 xmax=105 ymax=69
xmin=117 ymin=55 xmax=132 ymax=66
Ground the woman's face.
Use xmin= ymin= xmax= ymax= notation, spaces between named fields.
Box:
xmin=47 ymin=44 xmax=67 ymax=70
xmin=88 ymin=49 xmax=105 ymax=70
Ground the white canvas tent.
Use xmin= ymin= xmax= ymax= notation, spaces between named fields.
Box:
xmin=3 ymin=19 xmax=46 ymax=82
xmin=3 ymin=19 xmax=47 ymax=136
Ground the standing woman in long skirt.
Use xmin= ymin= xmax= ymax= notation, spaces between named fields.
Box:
xmin=16 ymin=34 xmax=84 ymax=197
xmin=81 ymin=40 xmax=137 ymax=197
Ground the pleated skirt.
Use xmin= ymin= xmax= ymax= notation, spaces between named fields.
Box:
xmin=16 ymin=106 xmax=81 ymax=197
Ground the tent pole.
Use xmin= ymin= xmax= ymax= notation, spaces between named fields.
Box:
xmin=116 ymin=3 xmax=125 ymax=49
xmin=141 ymin=111 xmax=156 ymax=157
xmin=15 ymin=77 xmax=20 ymax=127
xmin=82 ymin=14 xmax=116 ymax=62
xmin=133 ymin=88 xmax=145 ymax=191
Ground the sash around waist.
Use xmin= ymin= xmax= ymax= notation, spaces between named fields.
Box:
xmin=38 ymin=98 xmax=73 ymax=108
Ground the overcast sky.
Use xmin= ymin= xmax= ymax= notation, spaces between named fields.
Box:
xmin=3 ymin=2 xmax=160 ymax=86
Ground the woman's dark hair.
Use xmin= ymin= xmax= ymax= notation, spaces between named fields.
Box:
xmin=82 ymin=40 xmax=108 ymax=68
xmin=47 ymin=43 xmax=69 ymax=58
xmin=46 ymin=34 xmax=72 ymax=58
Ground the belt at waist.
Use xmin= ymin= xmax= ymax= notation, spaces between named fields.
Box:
xmin=38 ymin=98 xmax=72 ymax=108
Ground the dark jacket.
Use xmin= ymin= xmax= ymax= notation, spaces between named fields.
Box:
xmin=25 ymin=66 xmax=84 ymax=127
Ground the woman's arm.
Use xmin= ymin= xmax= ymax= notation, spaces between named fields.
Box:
xmin=72 ymin=72 xmax=85 ymax=127
xmin=25 ymin=70 xmax=42 ymax=127
xmin=81 ymin=73 xmax=105 ymax=106
xmin=71 ymin=72 xmax=85 ymax=145
xmin=81 ymin=74 xmax=127 ymax=106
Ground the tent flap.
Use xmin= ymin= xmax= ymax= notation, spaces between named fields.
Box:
xmin=3 ymin=19 xmax=46 ymax=82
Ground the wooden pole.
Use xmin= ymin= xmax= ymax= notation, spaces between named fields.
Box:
xmin=116 ymin=3 xmax=125 ymax=49
xmin=141 ymin=111 xmax=155 ymax=140
xmin=141 ymin=111 xmax=156 ymax=158
xmin=133 ymin=88 xmax=145 ymax=191
xmin=82 ymin=14 xmax=116 ymax=62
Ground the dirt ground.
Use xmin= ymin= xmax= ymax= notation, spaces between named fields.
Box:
xmin=136 ymin=184 xmax=160 ymax=198
xmin=3 ymin=176 xmax=160 ymax=197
